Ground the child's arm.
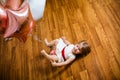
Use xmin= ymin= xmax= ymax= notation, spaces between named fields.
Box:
xmin=61 ymin=36 xmax=71 ymax=45
xmin=51 ymin=57 xmax=75 ymax=67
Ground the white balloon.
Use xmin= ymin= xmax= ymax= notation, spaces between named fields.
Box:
xmin=27 ymin=0 xmax=46 ymax=21
xmin=0 ymin=0 xmax=6 ymax=4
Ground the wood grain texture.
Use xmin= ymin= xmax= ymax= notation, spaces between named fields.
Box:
xmin=0 ymin=0 xmax=120 ymax=80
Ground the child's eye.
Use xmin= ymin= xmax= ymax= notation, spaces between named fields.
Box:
xmin=77 ymin=45 xmax=79 ymax=47
xmin=77 ymin=45 xmax=80 ymax=49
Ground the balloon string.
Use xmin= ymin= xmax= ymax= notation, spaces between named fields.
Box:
xmin=29 ymin=33 xmax=43 ymax=43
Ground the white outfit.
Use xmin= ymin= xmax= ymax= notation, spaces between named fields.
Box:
xmin=56 ymin=38 xmax=76 ymax=62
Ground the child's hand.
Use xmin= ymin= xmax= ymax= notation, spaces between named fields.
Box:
xmin=50 ymin=60 xmax=57 ymax=67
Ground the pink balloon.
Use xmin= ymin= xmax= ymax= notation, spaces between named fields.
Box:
xmin=0 ymin=0 xmax=35 ymax=42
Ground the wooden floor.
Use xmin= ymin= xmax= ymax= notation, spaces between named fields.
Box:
xmin=0 ymin=0 xmax=120 ymax=80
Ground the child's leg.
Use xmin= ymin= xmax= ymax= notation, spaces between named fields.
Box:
xmin=41 ymin=50 xmax=58 ymax=61
xmin=44 ymin=38 xmax=59 ymax=47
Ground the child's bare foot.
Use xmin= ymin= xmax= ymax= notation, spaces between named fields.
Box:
xmin=41 ymin=50 xmax=46 ymax=55
xmin=44 ymin=38 xmax=49 ymax=46
xmin=44 ymin=38 xmax=52 ymax=48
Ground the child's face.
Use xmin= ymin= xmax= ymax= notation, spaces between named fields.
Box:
xmin=72 ymin=43 xmax=83 ymax=54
